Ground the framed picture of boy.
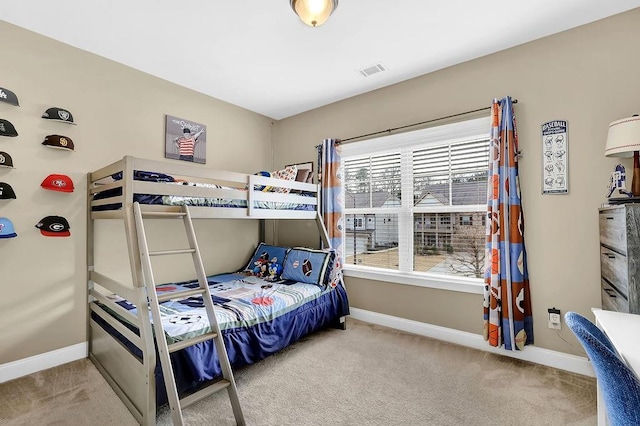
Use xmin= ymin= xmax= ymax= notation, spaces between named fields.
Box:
xmin=165 ymin=115 xmax=207 ymax=164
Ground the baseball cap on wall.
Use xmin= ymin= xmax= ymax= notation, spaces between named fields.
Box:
xmin=0 ymin=152 xmax=14 ymax=168
xmin=0 ymin=217 xmax=17 ymax=238
xmin=41 ymin=174 xmax=74 ymax=192
xmin=35 ymin=216 xmax=71 ymax=237
xmin=42 ymin=135 xmax=74 ymax=151
xmin=0 ymin=182 xmax=16 ymax=199
xmin=0 ymin=87 xmax=19 ymax=107
xmin=42 ymin=107 xmax=75 ymax=125
xmin=0 ymin=119 xmax=18 ymax=137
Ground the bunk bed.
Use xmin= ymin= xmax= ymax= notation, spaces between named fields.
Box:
xmin=87 ymin=156 xmax=349 ymax=425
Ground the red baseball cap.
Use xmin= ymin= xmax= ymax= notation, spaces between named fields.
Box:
xmin=41 ymin=174 xmax=74 ymax=192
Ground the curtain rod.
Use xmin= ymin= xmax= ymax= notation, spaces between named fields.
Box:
xmin=326 ymin=99 xmax=518 ymax=146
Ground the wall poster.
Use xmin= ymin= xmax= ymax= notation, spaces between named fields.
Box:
xmin=165 ymin=115 xmax=207 ymax=164
xmin=541 ymin=120 xmax=568 ymax=194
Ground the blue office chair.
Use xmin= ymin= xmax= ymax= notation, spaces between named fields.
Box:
xmin=565 ymin=311 xmax=616 ymax=353
xmin=565 ymin=311 xmax=640 ymax=426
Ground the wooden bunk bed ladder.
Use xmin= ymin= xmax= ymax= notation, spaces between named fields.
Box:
xmin=133 ymin=202 xmax=245 ymax=426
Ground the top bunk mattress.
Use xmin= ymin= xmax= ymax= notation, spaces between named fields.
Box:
xmin=90 ymin=161 xmax=318 ymax=214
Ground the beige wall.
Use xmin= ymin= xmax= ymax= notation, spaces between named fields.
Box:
xmin=0 ymin=22 xmax=273 ymax=364
xmin=273 ymin=9 xmax=640 ymax=356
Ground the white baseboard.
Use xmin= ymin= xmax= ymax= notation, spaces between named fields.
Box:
xmin=0 ymin=311 xmax=593 ymax=383
xmin=349 ymin=308 xmax=594 ymax=377
xmin=0 ymin=342 xmax=88 ymax=384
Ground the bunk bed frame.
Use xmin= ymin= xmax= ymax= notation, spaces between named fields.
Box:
xmin=87 ymin=155 xmax=338 ymax=425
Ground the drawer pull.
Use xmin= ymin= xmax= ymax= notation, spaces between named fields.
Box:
xmin=604 ymin=288 xmax=617 ymax=298
xmin=606 ymin=217 xmax=615 ymax=220
xmin=606 ymin=254 xmax=616 ymax=259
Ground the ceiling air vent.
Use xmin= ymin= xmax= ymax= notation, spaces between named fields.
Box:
xmin=358 ymin=63 xmax=386 ymax=77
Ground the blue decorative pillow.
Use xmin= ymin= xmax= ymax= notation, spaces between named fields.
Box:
xmin=253 ymin=171 xmax=272 ymax=192
xmin=281 ymin=247 xmax=331 ymax=287
xmin=244 ymin=243 xmax=290 ymax=281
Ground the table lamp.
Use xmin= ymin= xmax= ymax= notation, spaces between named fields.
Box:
xmin=605 ymin=115 xmax=640 ymax=197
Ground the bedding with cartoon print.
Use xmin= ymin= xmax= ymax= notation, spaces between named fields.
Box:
xmin=109 ymin=273 xmax=325 ymax=343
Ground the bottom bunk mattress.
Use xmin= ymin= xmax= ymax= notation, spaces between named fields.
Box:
xmin=91 ymin=273 xmax=349 ymax=406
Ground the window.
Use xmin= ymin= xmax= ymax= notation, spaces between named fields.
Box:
xmin=459 ymin=215 xmax=473 ymax=226
xmin=341 ymin=117 xmax=490 ymax=285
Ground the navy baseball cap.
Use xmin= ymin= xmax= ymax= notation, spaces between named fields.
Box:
xmin=0 ymin=152 xmax=14 ymax=168
xmin=35 ymin=215 xmax=71 ymax=237
xmin=0 ymin=119 xmax=18 ymax=137
xmin=0 ymin=87 xmax=19 ymax=107
xmin=42 ymin=107 xmax=75 ymax=125
xmin=0 ymin=182 xmax=16 ymax=199
xmin=0 ymin=217 xmax=17 ymax=238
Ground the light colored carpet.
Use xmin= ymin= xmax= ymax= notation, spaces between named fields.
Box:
xmin=1 ymin=319 xmax=596 ymax=425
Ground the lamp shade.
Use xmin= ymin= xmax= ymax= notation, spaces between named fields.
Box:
xmin=290 ymin=0 xmax=338 ymax=27
xmin=605 ymin=115 xmax=640 ymax=157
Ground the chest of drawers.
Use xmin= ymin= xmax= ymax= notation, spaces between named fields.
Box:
xmin=599 ymin=204 xmax=640 ymax=313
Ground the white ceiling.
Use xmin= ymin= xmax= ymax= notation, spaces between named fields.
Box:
xmin=1 ymin=1 xmax=638 ymax=120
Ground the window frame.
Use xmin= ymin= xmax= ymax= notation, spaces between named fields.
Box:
xmin=341 ymin=116 xmax=490 ymax=294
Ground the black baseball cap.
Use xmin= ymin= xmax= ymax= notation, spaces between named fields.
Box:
xmin=0 ymin=182 xmax=16 ymax=199
xmin=0 ymin=152 xmax=14 ymax=168
xmin=35 ymin=215 xmax=71 ymax=237
xmin=42 ymin=107 xmax=75 ymax=125
xmin=0 ymin=119 xmax=18 ymax=137
xmin=0 ymin=87 xmax=19 ymax=107
xmin=42 ymin=135 xmax=74 ymax=151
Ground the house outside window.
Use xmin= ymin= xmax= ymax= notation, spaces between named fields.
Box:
xmin=341 ymin=117 xmax=490 ymax=287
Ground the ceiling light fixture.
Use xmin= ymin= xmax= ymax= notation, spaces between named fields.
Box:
xmin=290 ymin=0 xmax=338 ymax=27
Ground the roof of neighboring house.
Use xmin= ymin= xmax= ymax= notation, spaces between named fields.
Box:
xmin=415 ymin=192 xmax=449 ymax=206
xmin=345 ymin=181 xmax=487 ymax=208
xmin=345 ymin=191 xmax=401 ymax=208
xmin=346 ymin=181 xmax=486 ymax=208
xmin=414 ymin=181 xmax=486 ymax=206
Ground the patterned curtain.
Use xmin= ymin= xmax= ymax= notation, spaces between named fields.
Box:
xmin=319 ymin=138 xmax=345 ymax=288
xmin=484 ymin=97 xmax=533 ymax=351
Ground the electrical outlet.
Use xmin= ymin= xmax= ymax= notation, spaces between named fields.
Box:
xmin=548 ymin=308 xmax=561 ymax=330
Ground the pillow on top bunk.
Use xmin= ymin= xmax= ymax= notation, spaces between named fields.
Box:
xmin=281 ymin=247 xmax=331 ymax=288
xmin=270 ymin=165 xmax=297 ymax=194
xmin=253 ymin=171 xmax=272 ymax=192
xmin=243 ymin=243 xmax=290 ymax=281
xmin=111 ymin=170 xmax=176 ymax=182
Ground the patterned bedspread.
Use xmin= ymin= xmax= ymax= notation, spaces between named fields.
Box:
xmin=110 ymin=274 xmax=324 ymax=344
xmin=161 ymin=181 xmax=314 ymax=210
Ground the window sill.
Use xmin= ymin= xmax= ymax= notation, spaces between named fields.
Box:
xmin=343 ymin=266 xmax=484 ymax=294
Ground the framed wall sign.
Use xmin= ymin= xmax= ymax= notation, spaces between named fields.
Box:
xmin=541 ymin=120 xmax=568 ymax=194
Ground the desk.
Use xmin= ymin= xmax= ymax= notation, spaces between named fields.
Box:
xmin=591 ymin=308 xmax=640 ymax=425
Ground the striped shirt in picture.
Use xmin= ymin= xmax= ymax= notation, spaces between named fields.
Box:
xmin=178 ymin=137 xmax=196 ymax=156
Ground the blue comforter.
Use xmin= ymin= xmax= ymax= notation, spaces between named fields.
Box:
xmin=92 ymin=273 xmax=349 ymax=406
